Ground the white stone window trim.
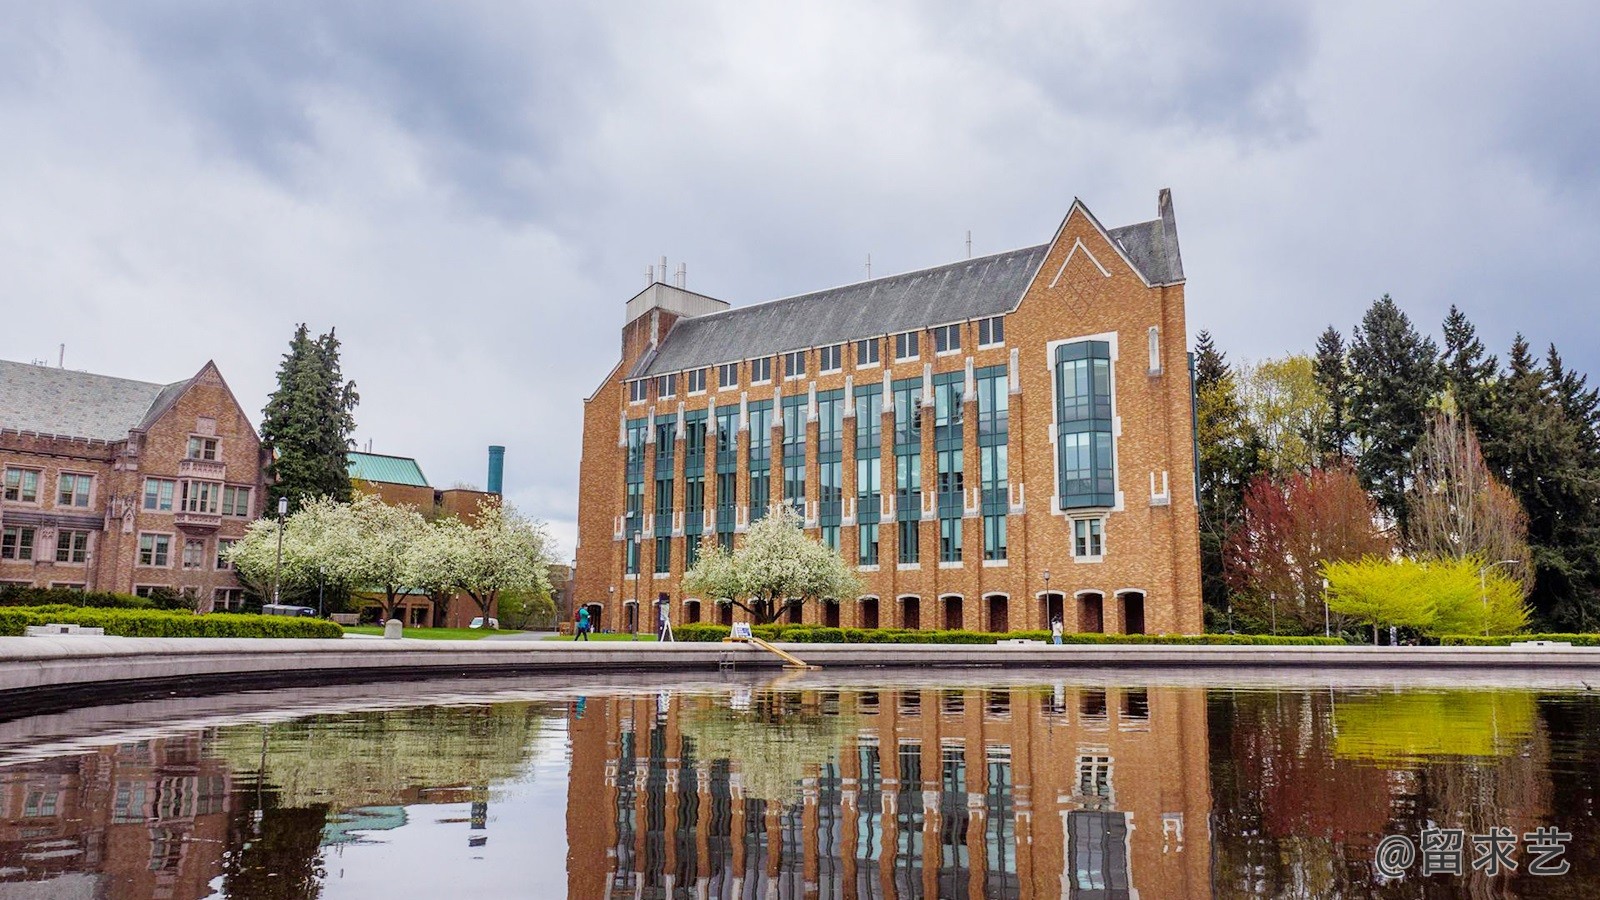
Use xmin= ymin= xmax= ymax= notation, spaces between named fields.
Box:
xmin=1070 ymin=515 xmax=1107 ymax=564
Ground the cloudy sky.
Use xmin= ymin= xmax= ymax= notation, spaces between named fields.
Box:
xmin=1 ymin=2 xmax=1595 ymax=557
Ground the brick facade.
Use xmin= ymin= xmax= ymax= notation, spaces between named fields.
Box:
xmin=0 ymin=361 xmax=264 ymax=609
xmin=575 ymin=194 xmax=1202 ymax=634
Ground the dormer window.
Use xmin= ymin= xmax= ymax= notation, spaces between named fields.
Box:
xmin=186 ymin=437 xmax=219 ymax=460
xmin=656 ymin=373 xmax=677 ymax=399
xmin=628 ymin=380 xmax=648 ymax=403
xmin=783 ymin=350 xmax=807 ymax=380
xmin=978 ymin=316 xmax=1005 ymax=348
xmin=933 ymin=324 xmax=961 ymax=355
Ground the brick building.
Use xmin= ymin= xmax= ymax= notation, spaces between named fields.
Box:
xmin=575 ymin=191 xmax=1201 ymax=634
xmin=0 ymin=359 xmax=264 ymax=610
xmin=346 ymin=449 xmax=502 ymax=627
xmin=566 ymin=683 xmax=1212 ymax=897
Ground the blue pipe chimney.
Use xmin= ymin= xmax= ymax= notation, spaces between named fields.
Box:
xmin=487 ymin=445 xmax=505 ymax=494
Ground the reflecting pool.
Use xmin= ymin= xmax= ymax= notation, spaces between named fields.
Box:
xmin=1 ymin=670 xmax=1598 ymax=898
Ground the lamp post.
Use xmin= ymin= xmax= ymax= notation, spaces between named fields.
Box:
xmin=1322 ymin=577 xmax=1331 ymax=638
xmin=271 ymin=496 xmax=288 ymax=607
xmin=631 ymin=532 xmax=642 ymax=641
xmin=1041 ymin=568 xmax=1052 ymax=629
xmin=1479 ymin=559 xmax=1522 ymax=637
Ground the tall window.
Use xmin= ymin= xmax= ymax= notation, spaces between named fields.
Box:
xmin=781 ymin=395 xmax=807 ymax=516
xmin=817 ymin=389 xmax=844 ymax=551
xmin=1054 ymin=341 xmax=1115 ymax=508
xmin=856 ymin=383 xmax=883 ymax=566
xmin=715 ymin=407 xmax=739 ymax=545
xmin=783 ymin=350 xmax=807 ymax=380
xmin=654 ymin=416 xmax=676 ymax=568
xmin=819 ymin=344 xmax=843 ymax=373
xmin=748 ymin=401 xmax=772 ymax=522
xmin=216 ymin=538 xmax=236 ymax=570
xmin=186 ymin=436 xmax=219 ymax=460
xmin=893 ymin=378 xmax=922 ymax=564
xmin=138 ymin=533 xmax=171 ymax=567
xmin=978 ymin=316 xmax=1005 ymax=347
xmin=182 ymin=539 xmax=206 ymax=569
xmin=3 ymin=469 xmax=39 ymax=503
xmin=977 ymin=366 xmax=1009 ymax=561
xmin=856 ymin=338 xmax=880 ymax=367
xmin=750 ymin=357 xmax=773 ymax=384
xmin=1 ymin=526 xmax=35 ymax=561
xmin=55 ymin=530 xmax=89 ymax=564
xmin=718 ymin=363 xmax=739 ymax=389
xmin=684 ymin=410 xmax=707 ymax=569
xmin=933 ymin=324 xmax=961 ymax=355
xmin=934 ymin=373 xmax=964 ymax=563
xmin=894 ymin=331 xmax=920 ymax=361
xmin=57 ymin=473 xmax=92 ymax=508
xmin=624 ymin=419 xmax=648 ymax=574
xmin=143 ymin=478 xmax=176 ymax=512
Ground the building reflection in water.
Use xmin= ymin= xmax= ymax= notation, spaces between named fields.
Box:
xmin=566 ymin=684 xmax=1213 ymax=899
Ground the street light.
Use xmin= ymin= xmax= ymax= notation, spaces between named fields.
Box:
xmin=1322 ymin=577 xmax=1331 ymax=638
xmin=1479 ymin=559 xmax=1522 ymax=637
xmin=631 ymin=532 xmax=642 ymax=641
xmin=271 ymin=496 xmax=288 ymax=607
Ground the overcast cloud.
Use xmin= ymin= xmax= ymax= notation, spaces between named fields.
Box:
xmin=1 ymin=2 xmax=1595 ymax=558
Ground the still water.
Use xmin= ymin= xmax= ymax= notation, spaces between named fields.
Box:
xmin=0 ymin=670 xmax=1596 ymax=898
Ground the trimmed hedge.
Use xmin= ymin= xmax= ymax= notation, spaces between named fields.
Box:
xmin=672 ymin=622 xmax=1342 ymax=646
xmin=0 ymin=585 xmax=184 ymax=611
xmin=0 ymin=607 xmax=342 ymax=639
xmin=1439 ymin=633 xmax=1600 ymax=647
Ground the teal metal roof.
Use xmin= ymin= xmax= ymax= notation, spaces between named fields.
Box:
xmin=347 ymin=451 xmax=430 ymax=487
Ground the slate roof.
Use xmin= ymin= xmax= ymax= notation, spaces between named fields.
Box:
xmin=0 ymin=359 xmax=191 ymax=442
xmin=347 ymin=451 xmax=431 ymax=488
xmin=636 ymin=207 xmax=1183 ymax=378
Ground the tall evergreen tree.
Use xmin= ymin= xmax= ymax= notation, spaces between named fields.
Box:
xmin=1481 ymin=337 xmax=1600 ymax=628
xmin=1440 ymin=305 xmax=1500 ymax=440
xmin=1347 ymin=295 xmax=1441 ymax=533
xmin=1193 ymin=331 xmax=1262 ymax=627
xmin=1312 ymin=326 xmax=1352 ymax=461
xmin=262 ymin=324 xmax=360 ymax=511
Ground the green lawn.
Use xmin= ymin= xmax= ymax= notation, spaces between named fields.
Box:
xmin=543 ymin=632 xmax=659 ymax=641
xmin=343 ymin=626 xmax=509 ymax=641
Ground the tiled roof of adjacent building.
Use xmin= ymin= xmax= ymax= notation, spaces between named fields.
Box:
xmin=0 ymin=359 xmax=191 ymax=442
xmin=636 ymin=206 xmax=1183 ymax=378
xmin=347 ymin=451 xmax=431 ymax=487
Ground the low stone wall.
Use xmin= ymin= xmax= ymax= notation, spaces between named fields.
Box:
xmin=5 ymin=637 xmax=1600 ymax=702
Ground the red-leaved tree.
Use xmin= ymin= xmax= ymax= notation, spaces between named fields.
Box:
xmin=1224 ymin=465 xmax=1393 ymax=633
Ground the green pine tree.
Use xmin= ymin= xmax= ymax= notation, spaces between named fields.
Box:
xmin=1312 ymin=325 xmax=1352 ymax=461
xmin=1440 ymin=305 xmax=1500 ymax=441
xmin=1193 ymin=331 xmax=1262 ymax=628
xmin=262 ymin=324 xmax=360 ymax=511
xmin=1347 ymin=295 xmax=1440 ymax=533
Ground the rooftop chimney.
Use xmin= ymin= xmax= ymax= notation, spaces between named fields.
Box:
xmin=487 ymin=445 xmax=505 ymax=495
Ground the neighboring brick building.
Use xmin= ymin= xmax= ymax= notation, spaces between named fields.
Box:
xmin=347 ymin=449 xmax=501 ymax=627
xmin=0 ymin=359 xmax=265 ymax=610
xmin=575 ymin=191 xmax=1202 ymax=634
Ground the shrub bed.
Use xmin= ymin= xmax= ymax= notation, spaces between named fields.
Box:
xmin=672 ymin=622 xmax=1341 ymax=646
xmin=0 ymin=585 xmax=186 ymax=610
xmin=0 ymin=607 xmax=342 ymax=639
xmin=1439 ymin=634 xmax=1600 ymax=647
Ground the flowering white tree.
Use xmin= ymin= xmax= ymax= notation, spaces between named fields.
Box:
xmin=344 ymin=493 xmax=429 ymax=620
xmin=226 ymin=496 xmax=361 ymax=604
xmin=404 ymin=515 xmax=473 ymax=624
xmin=419 ymin=501 xmax=554 ymax=621
xmin=682 ymin=504 xmax=859 ymax=625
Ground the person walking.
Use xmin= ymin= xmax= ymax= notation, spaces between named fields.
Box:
xmin=576 ymin=606 xmax=591 ymax=641
xmin=1051 ymin=618 xmax=1064 ymax=646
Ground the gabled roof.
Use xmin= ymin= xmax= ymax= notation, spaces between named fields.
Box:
xmin=635 ymin=195 xmax=1184 ymax=378
xmin=348 ymin=451 xmax=430 ymax=488
xmin=0 ymin=359 xmax=192 ymax=441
